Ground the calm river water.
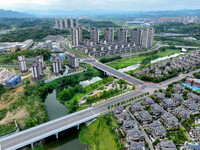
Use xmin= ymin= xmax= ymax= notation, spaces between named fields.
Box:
xmin=43 ymin=77 xmax=102 ymax=150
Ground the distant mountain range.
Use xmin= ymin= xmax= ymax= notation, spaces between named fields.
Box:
xmin=0 ymin=8 xmax=200 ymax=19
xmin=0 ymin=9 xmax=31 ymax=18
xmin=24 ymin=9 xmax=200 ymax=19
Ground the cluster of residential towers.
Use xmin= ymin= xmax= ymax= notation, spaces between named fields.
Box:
xmin=71 ymin=27 xmax=155 ymax=57
xmin=55 ymin=17 xmax=78 ymax=29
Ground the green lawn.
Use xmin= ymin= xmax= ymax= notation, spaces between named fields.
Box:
xmin=79 ymin=116 xmax=120 ymax=150
xmin=107 ymin=49 xmax=180 ymax=69
xmin=64 ymin=77 xmax=114 ymax=104
xmin=0 ymin=124 xmax=16 ymax=136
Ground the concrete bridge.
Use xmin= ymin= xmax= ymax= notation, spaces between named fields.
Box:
xmin=90 ymin=61 xmax=144 ymax=85
xmin=0 ymin=90 xmax=145 ymax=150
xmin=0 ymin=108 xmax=99 ymax=150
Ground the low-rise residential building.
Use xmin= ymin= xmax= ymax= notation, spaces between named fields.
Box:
xmin=116 ymin=112 xmax=130 ymax=124
xmin=162 ymin=99 xmax=176 ymax=111
xmin=185 ymin=77 xmax=200 ymax=89
xmin=187 ymin=93 xmax=200 ymax=103
xmin=173 ymin=84 xmax=185 ymax=94
xmin=174 ymin=107 xmax=190 ymax=121
xmin=184 ymin=142 xmax=200 ymax=150
xmin=126 ymin=128 xmax=144 ymax=142
xmin=124 ymin=142 xmax=145 ymax=150
xmin=150 ymin=103 xmax=163 ymax=116
xmin=114 ymin=106 xmax=124 ymax=117
xmin=143 ymin=97 xmax=154 ymax=106
xmin=161 ymin=112 xmax=179 ymax=129
xmin=148 ymin=121 xmax=167 ymax=139
xmin=191 ymin=126 xmax=200 ymax=140
xmin=171 ymin=93 xmax=183 ymax=104
xmin=154 ymin=92 xmax=165 ymax=100
xmin=156 ymin=140 xmax=177 ymax=150
xmin=131 ymin=102 xmax=143 ymax=114
xmin=137 ymin=110 xmax=152 ymax=124
xmin=182 ymin=100 xmax=199 ymax=114
xmin=122 ymin=120 xmax=138 ymax=134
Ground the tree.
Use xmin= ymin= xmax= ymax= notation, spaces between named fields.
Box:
xmin=153 ymin=139 xmax=160 ymax=146
xmin=0 ymin=84 xmax=5 ymax=96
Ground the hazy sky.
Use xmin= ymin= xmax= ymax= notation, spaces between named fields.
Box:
xmin=0 ymin=0 xmax=200 ymax=11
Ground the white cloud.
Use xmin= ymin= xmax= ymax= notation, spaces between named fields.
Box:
xmin=0 ymin=0 xmax=199 ymax=11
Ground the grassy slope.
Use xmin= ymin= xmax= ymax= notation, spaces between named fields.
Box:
xmin=0 ymin=124 xmax=16 ymax=135
xmin=107 ymin=49 xmax=180 ymax=69
xmin=79 ymin=116 xmax=119 ymax=150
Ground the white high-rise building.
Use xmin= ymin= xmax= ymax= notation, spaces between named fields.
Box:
xmin=70 ymin=18 xmax=74 ymax=28
xmin=64 ymin=17 xmax=68 ymax=29
xmin=76 ymin=17 xmax=78 ymax=28
xmin=59 ymin=18 xmax=63 ymax=29
xmin=68 ymin=53 xmax=79 ymax=69
xmin=141 ymin=28 xmax=149 ymax=49
xmin=36 ymin=55 xmax=44 ymax=69
xmin=147 ymin=28 xmax=155 ymax=48
xmin=36 ymin=55 xmax=44 ymax=78
xmin=104 ymin=28 xmax=114 ymax=43
xmin=131 ymin=28 xmax=142 ymax=46
xmin=31 ymin=63 xmax=41 ymax=81
xmin=55 ymin=18 xmax=59 ymax=29
xmin=71 ymin=27 xmax=82 ymax=47
xmin=18 ymin=55 xmax=28 ymax=73
xmin=90 ymin=27 xmax=99 ymax=44
xmin=52 ymin=54 xmax=62 ymax=75
xmin=141 ymin=28 xmax=155 ymax=49
xmin=117 ymin=28 xmax=127 ymax=43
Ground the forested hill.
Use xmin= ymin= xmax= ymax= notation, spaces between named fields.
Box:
xmin=0 ymin=9 xmax=31 ymax=18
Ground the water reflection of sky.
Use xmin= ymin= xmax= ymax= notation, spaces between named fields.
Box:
xmin=79 ymin=77 xmax=102 ymax=87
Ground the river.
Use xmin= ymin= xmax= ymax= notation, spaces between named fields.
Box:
xmin=44 ymin=77 xmax=102 ymax=150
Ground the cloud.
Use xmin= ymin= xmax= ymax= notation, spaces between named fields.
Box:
xmin=0 ymin=0 xmax=199 ymax=11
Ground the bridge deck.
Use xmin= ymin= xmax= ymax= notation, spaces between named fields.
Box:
xmin=90 ymin=62 xmax=144 ymax=85
xmin=0 ymin=72 xmax=144 ymax=150
xmin=0 ymin=108 xmax=97 ymax=150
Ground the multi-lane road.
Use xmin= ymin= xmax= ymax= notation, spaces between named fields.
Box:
xmin=90 ymin=61 xmax=144 ymax=85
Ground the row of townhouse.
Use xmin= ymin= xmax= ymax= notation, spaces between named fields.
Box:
xmin=77 ymin=41 xmax=142 ymax=58
xmin=114 ymin=106 xmax=145 ymax=150
xmin=130 ymin=100 xmax=178 ymax=150
xmin=137 ymin=50 xmax=200 ymax=79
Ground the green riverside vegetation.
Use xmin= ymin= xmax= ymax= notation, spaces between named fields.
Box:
xmin=79 ymin=115 xmax=120 ymax=150
xmin=107 ymin=48 xmax=180 ymax=69
xmin=58 ymin=77 xmax=114 ymax=113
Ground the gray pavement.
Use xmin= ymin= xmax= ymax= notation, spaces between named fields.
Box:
xmin=90 ymin=61 xmax=144 ymax=85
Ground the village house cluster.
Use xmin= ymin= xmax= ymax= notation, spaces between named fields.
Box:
xmin=113 ymin=82 xmax=200 ymax=150
xmin=137 ymin=50 xmax=200 ymax=79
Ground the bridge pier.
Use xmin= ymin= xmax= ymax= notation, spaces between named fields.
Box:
xmin=77 ymin=124 xmax=80 ymax=130
xmin=31 ymin=143 xmax=34 ymax=150
xmin=55 ymin=133 xmax=59 ymax=139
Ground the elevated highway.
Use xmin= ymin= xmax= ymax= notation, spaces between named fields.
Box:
xmin=90 ymin=61 xmax=144 ymax=85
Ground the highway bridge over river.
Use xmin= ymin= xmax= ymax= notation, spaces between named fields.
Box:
xmin=90 ymin=61 xmax=144 ymax=85
xmin=0 ymin=91 xmax=144 ymax=150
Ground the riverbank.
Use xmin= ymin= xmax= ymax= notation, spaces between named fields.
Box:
xmin=58 ymin=77 xmax=114 ymax=113
xmin=79 ymin=115 xmax=120 ymax=150
xmin=107 ymin=48 xmax=180 ymax=69
xmin=0 ymin=64 xmax=102 ymax=136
